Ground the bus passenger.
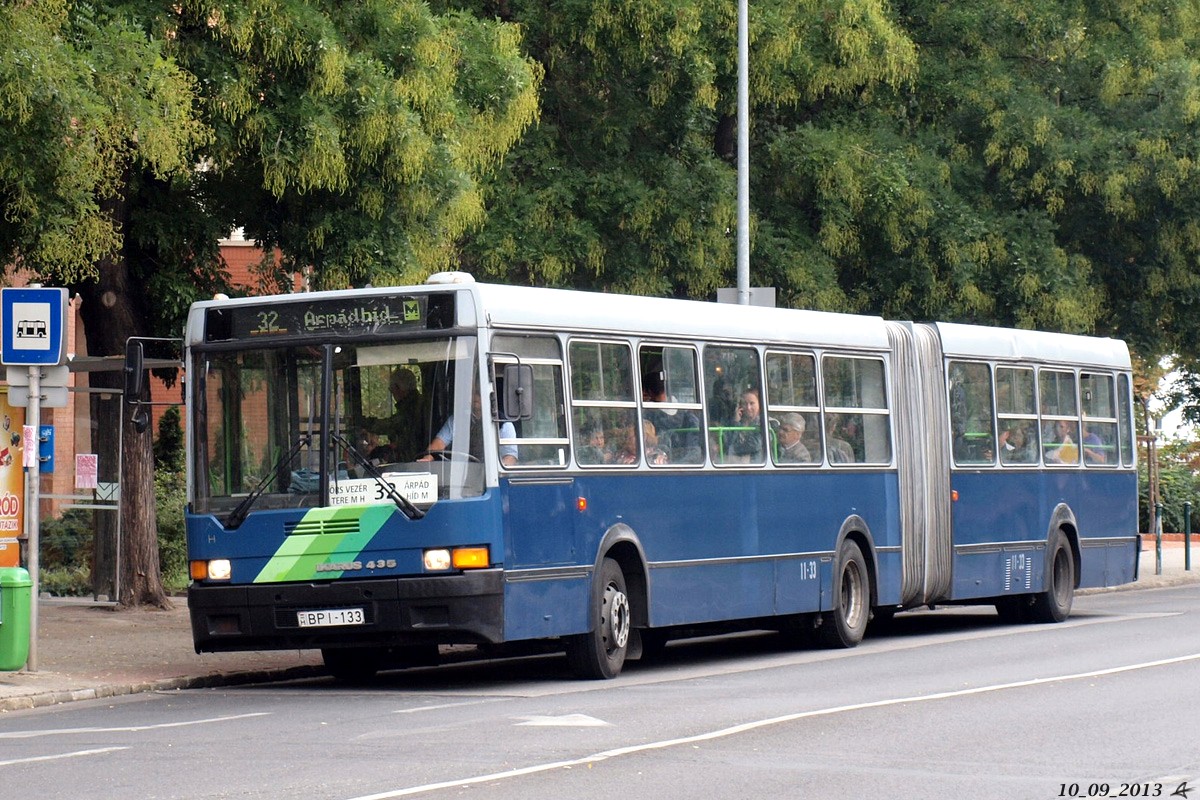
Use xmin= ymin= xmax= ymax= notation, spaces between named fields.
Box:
xmin=642 ymin=370 xmax=700 ymax=460
xmin=420 ymin=389 xmax=517 ymax=466
xmin=360 ymin=367 xmax=424 ymax=463
xmin=1082 ymin=423 xmax=1106 ymax=465
xmin=615 ymin=420 xmax=667 ymax=465
xmin=998 ymin=421 xmax=1037 ymax=464
xmin=576 ymin=422 xmax=612 ymax=465
xmin=775 ymin=413 xmax=813 ymax=464
xmin=1044 ymin=419 xmax=1078 ymax=464
xmin=825 ymin=417 xmax=855 ymax=464
xmin=727 ymin=388 xmax=764 ymax=461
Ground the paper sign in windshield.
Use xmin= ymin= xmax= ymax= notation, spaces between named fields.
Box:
xmin=328 ymin=473 xmax=437 ymax=506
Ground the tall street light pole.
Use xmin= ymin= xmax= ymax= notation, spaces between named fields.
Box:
xmin=736 ymin=0 xmax=750 ymax=306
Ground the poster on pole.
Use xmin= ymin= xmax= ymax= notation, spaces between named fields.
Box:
xmin=76 ymin=454 xmax=98 ymax=490
xmin=0 ymin=392 xmax=25 ymax=567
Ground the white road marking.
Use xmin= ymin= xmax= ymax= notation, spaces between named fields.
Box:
xmin=515 ymin=714 xmax=611 ymax=727
xmin=393 ymin=701 xmax=497 ymax=715
xmin=0 ymin=712 xmax=270 ymax=740
xmin=0 ymin=747 xmax=128 ymax=767
xmin=343 ymin=652 xmax=1200 ymax=800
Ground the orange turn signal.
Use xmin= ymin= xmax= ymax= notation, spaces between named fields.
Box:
xmin=577 ymin=497 xmax=588 ymax=512
xmin=951 ymin=489 xmax=959 ymax=502
xmin=190 ymin=561 xmax=208 ymax=580
xmin=452 ymin=547 xmax=490 ymax=569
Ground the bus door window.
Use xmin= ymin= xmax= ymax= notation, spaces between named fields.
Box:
xmin=569 ymin=339 xmax=637 ymax=467
xmin=493 ymin=335 xmax=568 ymax=468
xmin=1040 ymin=369 xmax=1080 ymax=465
xmin=947 ymin=361 xmax=996 ymax=466
xmin=639 ymin=345 xmax=704 ymax=465
xmin=703 ymin=346 xmax=764 ymax=465
xmin=1117 ymin=374 xmax=1135 ymax=466
xmin=765 ymin=351 xmax=820 ymax=465
xmin=996 ymin=366 xmax=1039 ymax=465
xmin=822 ymin=355 xmax=891 ymax=464
xmin=1080 ymin=373 xmax=1118 ymax=466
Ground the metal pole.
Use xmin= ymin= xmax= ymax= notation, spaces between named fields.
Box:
xmin=25 ymin=366 xmax=40 ymax=671
xmin=1155 ymin=501 xmax=1163 ymax=576
xmin=735 ymin=0 xmax=750 ymax=305
xmin=1186 ymin=500 xmax=1193 ymax=572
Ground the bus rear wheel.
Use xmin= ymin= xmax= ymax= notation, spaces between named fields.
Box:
xmin=1029 ymin=531 xmax=1075 ymax=623
xmin=566 ymin=558 xmax=631 ymax=679
xmin=819 ymin=539 xmax=871 ymax=648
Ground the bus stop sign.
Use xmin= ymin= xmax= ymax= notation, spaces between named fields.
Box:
xmin=1 ymin=287 xmax=68 ymax=366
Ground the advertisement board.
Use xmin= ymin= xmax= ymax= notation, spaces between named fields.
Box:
xmin=0 ymin=391 xmax=24 ymax=567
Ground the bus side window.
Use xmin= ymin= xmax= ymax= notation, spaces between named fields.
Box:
xmin=570 ymin=339 xmax=638 ymax=467
xmin=1081 ymin=372 xmax=1118 ymax=467
xmin=1118 ymin=373 xmax=1135 ymax=466
xmin=703 ymin=346 xmax=764 ymax=465
xmin=765 ymin=351 xmax=820 ymax=466
xmin=947 ymin=361 xmax=995 ymax=466
xmin=492 ymin=335 xmax=569 ymax=467
xmin=823 ymin=355 xmax=892 ymax=464
xmin=640 ymin=345 xmax=704 ymax=466
xmin=1040 ymin=369 xmax=1080 ymax=466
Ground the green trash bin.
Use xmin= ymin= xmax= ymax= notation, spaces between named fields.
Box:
xmin=0 ymin=567 xmax=31 ymax=671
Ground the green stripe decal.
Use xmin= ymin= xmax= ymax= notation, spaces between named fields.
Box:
xmin=253 ymin=505 xmax=396 ymax=583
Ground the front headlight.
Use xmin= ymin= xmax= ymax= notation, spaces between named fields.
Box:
xmin=191 ymin=559 xmax=232 ymax=581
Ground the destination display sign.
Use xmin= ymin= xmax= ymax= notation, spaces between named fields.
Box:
xmin=204 ymin=293 xmax=456 ymax=342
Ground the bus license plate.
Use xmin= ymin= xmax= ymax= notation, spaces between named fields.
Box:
xmin=297 ymin=608 xmax=365 ymax=628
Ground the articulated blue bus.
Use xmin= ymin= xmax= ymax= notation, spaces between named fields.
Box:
xmin=184 ymin=274 xmax=1139 ymax=679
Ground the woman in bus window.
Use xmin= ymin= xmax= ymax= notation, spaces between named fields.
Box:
xmin=1044 ymin=418 xmax=1079 ymax=464
xmin=998 ymin=421 xmax=1037 ymax=465
xmin=727 ymin=388 xmax=764 ymax=461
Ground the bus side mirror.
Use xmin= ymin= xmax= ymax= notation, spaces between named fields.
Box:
xmin=124 ymin=340 xmax=150 ymax=433
xmin=503 ymin=364 xmax=534 ymax=421
xmin=124 ymin=339 xmax=145 ymax=403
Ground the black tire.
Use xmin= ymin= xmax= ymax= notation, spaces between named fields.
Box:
xmin=1029 ymin=531 xmax=1075 ymax=623
xmin=566 ymin=558 xmax=632 ymax=679
xmin=322 ymin=647 xmax=382 ymax=683
xmin=818 ymin=539 xmax=871 ymax=648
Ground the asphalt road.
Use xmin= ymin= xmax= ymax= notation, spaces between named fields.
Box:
xmin=1 ymin=585 xmax=1197 ymax=800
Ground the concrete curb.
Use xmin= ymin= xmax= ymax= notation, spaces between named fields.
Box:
xmin=0 ymin=664 xmax=325 ymax=713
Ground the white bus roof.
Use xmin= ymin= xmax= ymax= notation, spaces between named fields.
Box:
xmin=472 ymin=283 xmax=891 ymax=351
xmin=933 ymin=321 xmax=1131 ymax=370
xmin=185 ymin=282 xmax=1129 ymax=370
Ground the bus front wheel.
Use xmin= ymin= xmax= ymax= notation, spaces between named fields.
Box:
xmin=566 ymin=558 xmax=631 ymax=679
xmin=819 ymin=539 xmax=871 ymax=648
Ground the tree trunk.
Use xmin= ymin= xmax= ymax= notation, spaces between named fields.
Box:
xmin=72 ymin=181 xmax=170 ymax=609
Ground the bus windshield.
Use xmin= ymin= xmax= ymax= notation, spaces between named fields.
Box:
xmin=193 ymin=336 xmax=483 ymax=515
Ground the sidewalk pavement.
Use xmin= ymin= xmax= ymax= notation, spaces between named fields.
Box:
xmin=2 ymin=539 xmax=1199 ymax=713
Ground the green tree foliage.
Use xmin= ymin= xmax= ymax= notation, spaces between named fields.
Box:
xmin=0 ymin=0 xmax=540 ymax=605
xmin=0 ymin=1 xmax=204 ymax=282
xmin=454 ymin=0 xmax=917 ymax=299
xmin=456 ymin=0 xmax=1200 ymax=383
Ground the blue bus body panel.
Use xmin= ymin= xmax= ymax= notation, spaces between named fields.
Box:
xmin=186 ymin=492 xmax=505 ymax=585
xmin=949 ymin=469 xmax=1138 ymax=600
xmin=501 ymin=470 xmax=899 ymax=639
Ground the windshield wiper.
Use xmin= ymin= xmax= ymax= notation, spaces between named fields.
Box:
xmin=225 ymin=435 xmax=310 ymax=530
xmin=330 ymin=432 xmax=426 ymax=521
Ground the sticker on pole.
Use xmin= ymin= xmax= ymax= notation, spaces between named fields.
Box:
xmin=21 ymin=426 xmax=36 ymax=468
